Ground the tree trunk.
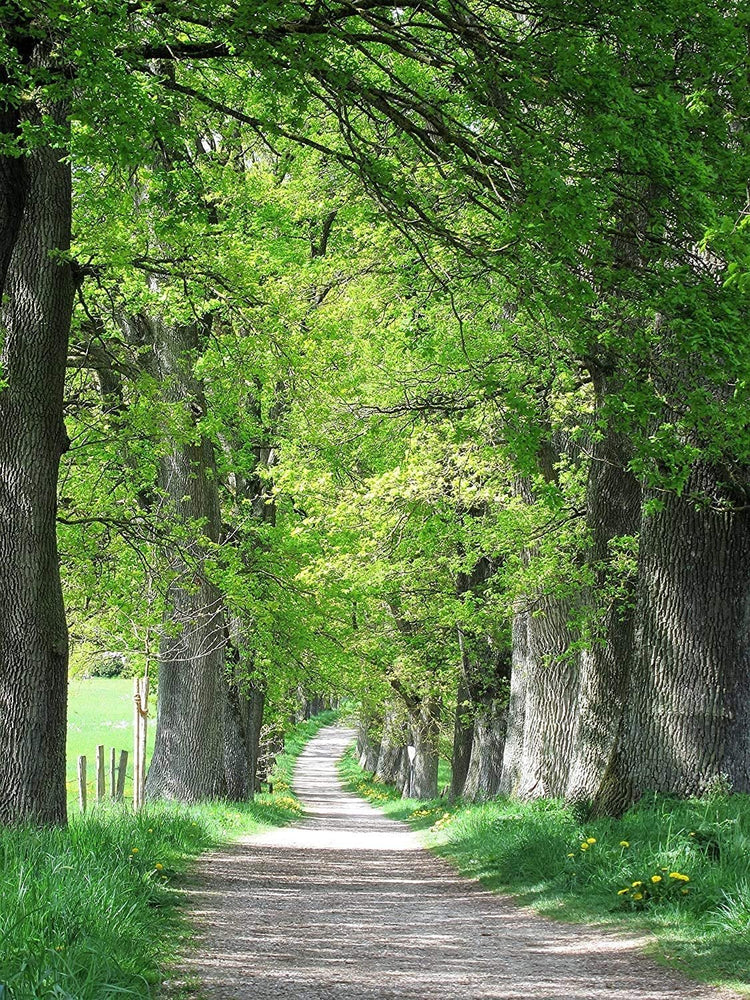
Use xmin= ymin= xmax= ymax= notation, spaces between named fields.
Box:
xmin=609 ymin=464 xmax=750 ymax=808
xmin=223 ymin=623 xmax=266 ymax=800
xmin=566 ymin=395 xmax=641 ymax=811
xmin=463 ymin=699 xmax=507 ymax=801
xmin=452 ymin=557 xmax=509 ymax=798
xmin=0 ymin=104 xmax=27 ymax=299
xmin=403 ymin=697 xmax=440 ymax=799
xmin=376 ymin=700 xmax=408 ymax=784
xmin=357 ymin=709 xmax=382 ymax=772
xmin=504 ymin=592 xmax=579 ymax=799
xmin=456 ymin=628 xmax=511 ymax=800
xmin=144 ymin=319 xmax=231 ymax=801
xmin=500 ymin=605 xmax=530 ymax=795
xmin=0 ymin=94 xmax=73 ymax=825
xmin=450 ymin=671 xmax=473 ymax=798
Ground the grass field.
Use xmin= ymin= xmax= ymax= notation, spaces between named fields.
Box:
xmin=67 ymin=677 xmax=156 ymax=807
xmin=339 ymin=746 xmax=750 ymax=997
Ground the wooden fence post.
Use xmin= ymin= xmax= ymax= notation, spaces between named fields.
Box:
xmin=96 ymin=744 xmax=105 ymax=802
xmin=116 ymin=749 xmax=128 ymax=802
xmin=133 ymin=676 xmax=149 ymax=809
xmin=78 ymin=755 xmax=87 ymax=814
xmin=110 ymin=747 xmax=116 ymax=799
xmin=133 ymin=678 xmax=141 ymax=809
xmin=139 ymin=675 xmax=149 ymax=805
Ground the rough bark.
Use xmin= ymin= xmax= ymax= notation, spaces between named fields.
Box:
xmin=463 ymin=698 xmax=507 ymax=801
xmin=500 ymin=437 xmax=580 ymax=800
xmin=451 ymin=555 xmax=509 ymax=798
xmin=513 ymin=591 xmax=579 ymax=798
xmin=376 ymin=700 xmax=408 ymax=784
xmin=606 ymin=464 xmax=750 ymax=809
xmin=451 ymin=672 xmax=474 ymax=798
xmin=499 ymin=605 xmax=530 ymax=795
xmin=357 ymin=709 xmax=382 ymax=772
xmin=0 ymin=87 xmax=73 ymax=824
xmin=403 ymin=696 xmax=440 ymax=799
xmin=457 ymin=630 xmax=511 ymax=800
xmin=144 ymin=318 xmax=231 ymax=801
xmin=566 ymin=385 xmax=641 ymax=811
xmin=224 ymin=623 xmax=266 ymax=800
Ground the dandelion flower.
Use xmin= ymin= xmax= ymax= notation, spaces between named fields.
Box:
xmin=131 ymin=848 xmax=139 ymax=854
xmin=651 ymin=875 xmax=662 ymax=883
xmin=633 ymin=892 xmax=643 ymax=900
xmin=617 ymin=888 xmax=630 ymax=895
xmin=586 ymin=837 xmax=596 ymax=844
xmin=567 ymin=853 xmax=575 ymax=858
xmin=580 ymin=843 xmax=589 ymax=851
xmin=155 ymin=863 xmax=164 ymax=871
xmin=631 ymin=881 xmax=642 ymax=887
xmin=619 ymin=841 xmax=629 ymax=847
xmin=669 ymin=872 xmax=690 ymax=882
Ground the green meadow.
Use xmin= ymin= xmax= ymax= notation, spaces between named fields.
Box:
xmin=67 ymin=677 xmax=156 ymax=808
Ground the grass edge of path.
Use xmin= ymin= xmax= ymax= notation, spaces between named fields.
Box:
xmin=337 ymin=744 xmax=750 ymax=998
xmin=0 ymin=710 xmax=339 ymax=1000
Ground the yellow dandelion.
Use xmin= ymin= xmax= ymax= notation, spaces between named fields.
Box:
xmin=631 ymin=881 xmax=642 ymax=887
xmin=155 ymin=863 xmax=164 ymax=871
xmin=619 ymin=841 xmax=629 ymax=847
xmin=580 ymin=843 xmax=590 ymax=851
xmin=567 ymin=853 xmax=575 ymax=858
xmin=689 ymin=831 xmax=696 ymax=837
xmin=148 ymin=828 xmax=153 ymax=833
xmin=586 ymin=837 xmax=596 ymax=844
xmin=633 ymin=892 xmax=643 ymax=900
xmin=131 ymin=847 xmax=139 ymax=854
xmin=651 ymin=875 xmax=662 ymax=883
xmin=617 ymin=888 xmax=630 ymax=895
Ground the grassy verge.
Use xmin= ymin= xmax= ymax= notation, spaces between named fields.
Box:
xmin=1 ymin=711 xmax=337 ymax=1000
xmin=338 ymin=746 xmax=750 ymax=996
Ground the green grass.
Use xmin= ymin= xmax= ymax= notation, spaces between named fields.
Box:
xmin=1 ymin=710 xmax=338 ymax=999
xmin=67 ymin=677 xmax=156 ymax=807
xmin=339 ymin=746 xmax=750 ymax=996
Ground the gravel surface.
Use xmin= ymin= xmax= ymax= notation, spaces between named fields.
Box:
xmin=182 ymin=725 xmax=741 ymax=1000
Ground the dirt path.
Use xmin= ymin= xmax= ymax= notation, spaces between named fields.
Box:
xmin=182 ymin=725 xmax=739 ymax=1000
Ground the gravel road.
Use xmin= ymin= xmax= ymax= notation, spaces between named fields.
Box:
xmin=182 ymin=725 xmax=740 ymax=1000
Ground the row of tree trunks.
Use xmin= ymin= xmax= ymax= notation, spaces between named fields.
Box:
xmin=450 ymin=556 xmax=511 ymax=801
xmin=502 ymin=460 xmax=750 ymax=812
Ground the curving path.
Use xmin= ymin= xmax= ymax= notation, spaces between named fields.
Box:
xmin=182 ymin=726 xmax=740 ymax=1000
